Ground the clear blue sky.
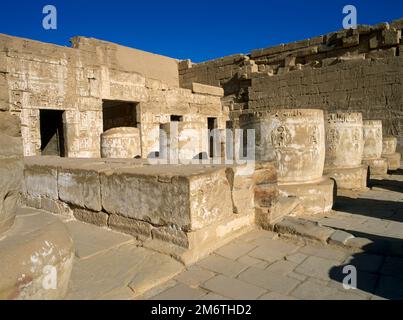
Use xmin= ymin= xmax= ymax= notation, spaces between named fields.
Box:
xmin=1 ymin=0 xmax=402 ymax=62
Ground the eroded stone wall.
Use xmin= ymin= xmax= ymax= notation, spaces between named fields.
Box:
xmin=178 ymin=19 xmax=403 ymax=150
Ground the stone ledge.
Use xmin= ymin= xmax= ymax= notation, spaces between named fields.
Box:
xmin=192 ymin=82 xmax=224 ymax=97
xmin=274 ymin=217 xmax=335 ymax=244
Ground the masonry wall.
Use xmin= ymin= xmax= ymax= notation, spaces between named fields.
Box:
xmin=0 ymin=34 xmax=227 ymax=158
xmin=178 ymin=18 xmax=403 ymax=150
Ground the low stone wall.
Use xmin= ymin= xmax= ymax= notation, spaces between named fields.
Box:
xmin=22 ymin=157 xmax=279 ymax=264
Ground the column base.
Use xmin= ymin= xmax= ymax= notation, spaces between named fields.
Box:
xmin=324 ymin=165 xmax=368 ymax=190
xmin=362 ymin=158 xmax=388 ymax=176
xmin=382 ymin=152 xmax=401 ymax=171
xmin=279 ymin=178 xmax=334 ymax=215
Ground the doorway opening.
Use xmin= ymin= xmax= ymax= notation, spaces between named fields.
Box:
xmin=170 ymin=115 xmax=183 ymax=122
xmin=102 ymin=100 xmax=137 ymax=132
xmin=208 ymin=117 xmax=217 ymax=158
xmin=39 ymin=109 xmax=65 ymax=157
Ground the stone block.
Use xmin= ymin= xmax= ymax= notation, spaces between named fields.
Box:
xmin=363 ymin=158 xmax=388 ymax=176
xmin=201 ymin=274 xmax=266 ymax=300
xmin=24 ymin=164 xmax=58 ymax=200
xmin=58 ymin=168 xmax=102 ymax=211
xmin=151 ymin=225 xmax=189 ymax=248
xmin=381 ymin=29 xmax=401 ymax=46
xmin=108 ymin=214 xmax=153 ymax=239
xmin=101 ymin=171 xmax=191 ymax=229
xmin=192 ymin=82 xmax=224 ymax=97
xmin=342 ymin=34 xmax=360 ymax=47
xmin=274 ymin=217 xmax=334 ymax=243
xmin=279 ymin=178 xmax=334 ymax=214
xmin=254 ymin=183 xmax=279 ymax=207
xmin=328 ymin=230 xmax=355 ymax=245
xmin=73 ymin=208 xmax=108 ymax=227
xmin=324 ymin=165 xmax=368 ymax=190
xmin=382 ymin=153 xmax=401 ymax=171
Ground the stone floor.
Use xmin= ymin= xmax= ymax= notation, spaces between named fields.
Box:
xmin=62 ymin=218 xmax=184 ymax=299
xmin=53 ymin=169 xmax=403 ymax=300
xmin=139 ymin=169 xmax=403 ymax=300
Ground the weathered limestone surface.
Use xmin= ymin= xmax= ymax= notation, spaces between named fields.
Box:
xmin=179 ymin=19 xmax=403 ymax=151
xmin=22 ymin=157 xmax=271 ymax=265
xmin=324 ymin=112 xmax=367 ymax=190
xmin=362 ymin=120 xmax=388 ymax=176
xmin=160 ymin=121 xmax=208 ymax=161
xmin=0 ymin=112 xmax=23 ymax=233
xmin=240 ymin=109 xmax=325 ymax=184
xmin=363 ymin=120 xmax=383 ymax=160
xmin=240 ymin=109 xmax=333 ymax=214
xmin=0 ymin=111 xmax=74 ymax=300
xmin=0 ymin=208 xmax=74 ymax=300
xmin=382 ymin=136 xmax=401 ymax=171
xmin=0 ymin=33 xmax=227 ymax=158
xmin=101 ymin=127 xmax=141 ymax=158
xmin=192 ymin=83 xmax=224 ymax=97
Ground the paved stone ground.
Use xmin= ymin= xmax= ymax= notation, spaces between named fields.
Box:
xmin=140 ymin=169 xmax=403 ymax=300
xmin=49 ymin=168 xmax=402 ymax=300
xmin=62 ymin=218 xmax=184 ymax=299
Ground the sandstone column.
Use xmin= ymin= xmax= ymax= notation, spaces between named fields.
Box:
xmin=324 ymin=112 xmax=368 ymax=190
xmin=362 ymin=120 xmax=388 ymax=176
xmin=382 ymin=136 xmax=401 ymax=171
xmin=240 ymin=109 xmax=334 ymax=214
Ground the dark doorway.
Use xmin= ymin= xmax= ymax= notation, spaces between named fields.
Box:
xmin=208 ymin=117 xmax=217 ymax=158
xmin=39 ymin=109 xmax=65 ymax=157
xmin=170 ymin=115 xmax=183 ymax=122
xmin=102 ymin=100 xmax=137 ymax=131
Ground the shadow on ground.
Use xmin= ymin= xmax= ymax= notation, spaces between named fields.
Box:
xmin=329 ymin=230 xmax=403 ymax=299
xmin=333 ymin=196 xmax=403 ymax=222
xmin=329 ymin=175 xmax=403 ymax=299
xmin=369 ymin=178 xmax=403 ymax=193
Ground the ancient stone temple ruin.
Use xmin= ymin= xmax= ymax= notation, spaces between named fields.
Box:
xmin=0 ymin=17 xmax=402 ymax=299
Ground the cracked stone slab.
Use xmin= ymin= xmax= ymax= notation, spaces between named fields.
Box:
xmin=66 ymin=243 xmax=183 ymax=299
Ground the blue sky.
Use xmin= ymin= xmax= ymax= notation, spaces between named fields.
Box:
xmin=1 ymin=0 xmax=402 ymax=62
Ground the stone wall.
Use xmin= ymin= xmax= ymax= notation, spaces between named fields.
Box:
xmin=178 ymin=19 xmax=403 ymax=149
xmin=0 ymin=34 xmax=227 ymax=158
xmin=0 ymin=110 xmax=23 ymax=234
xmin=22 ymin=157 xmax=278 ymax=264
